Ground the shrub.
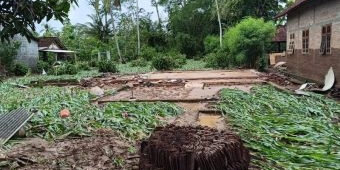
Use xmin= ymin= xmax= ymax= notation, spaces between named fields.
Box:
xmin=204 ymin=35 xmax=220 ymax=54
xmin=174 ymin=33 xmax=202 ymax=57
xmin=205 ymin=48 xmax=231 ymax=69
xmin=11 ymin=62 xmax=29 ymax=76
xmin=89 ymin=60 xmax=99 ymax=67
xmin=152 ymin=56 xmax=175 ymax=71
xmin=140 ymin=47 xmax=157 ymax=60
xmin=225 ymin=17 xmax=275 ymax=70
xmin=130 ymin=58 xmax=149 ymax=67
xmin=77 ymin=61 xmax=91 ymax=70
xmin=98 ymin=60 xmax=118 ymax=73
xmin=52 ymin=63 xmax=78 ymax=75
xmin=170 ymin=53 xmax=187 ymax=68
xmin=0 ymin=42 xmax=20 ymax=69
xmin=36 ymin=60 xmax=50 ymax=72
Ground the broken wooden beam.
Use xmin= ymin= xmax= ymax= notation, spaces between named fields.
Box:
xmin=98 ymin=98 xmax=219 ymax=104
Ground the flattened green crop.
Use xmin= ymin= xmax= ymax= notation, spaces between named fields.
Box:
xmin=218 ymin=86 xmax=340 ymax=170
xmin=0 ymin=83 xmax=182 ymax=141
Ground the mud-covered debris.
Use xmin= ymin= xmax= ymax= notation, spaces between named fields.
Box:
xmin=139 ymin=125 xmax=250 ymax=170
xmin=90 ymin=86 xmax=104 ymax=96
xmin=2 ymin=130 xmax=138 ymax=170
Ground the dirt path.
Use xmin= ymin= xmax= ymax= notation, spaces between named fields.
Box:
xmin=95 ymin=70 xmax=262 ymax=131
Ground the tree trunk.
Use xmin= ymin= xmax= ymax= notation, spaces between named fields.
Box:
xmin=136 ymin=0 xmax=141 ymax=56
xmin=110 ymin=10 xmax=123 ymax=63
xmin=215 ymin=0 xmax=223 ymax=48
xmin=154 ymin=0 xmax=162 ymax=29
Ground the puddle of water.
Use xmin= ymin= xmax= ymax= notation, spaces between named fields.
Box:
xmin=198 ymin=113 xmax=222 ymax=128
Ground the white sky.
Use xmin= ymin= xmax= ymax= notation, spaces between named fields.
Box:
xmin=36 ymin=0 xmax=165 ymax=33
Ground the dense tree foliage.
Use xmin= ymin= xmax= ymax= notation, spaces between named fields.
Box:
xmin=167 ymin=0 xmax=218 ymax=57
xmin=0 ymin=0 xmax=78 ymax=41
xmin=220 ymin=0 xmax=287 ymax=26
xmin=0 ymin=0 xmax=291 ymax=72
xmin=225 ymin=18 xmax=276 ymax=70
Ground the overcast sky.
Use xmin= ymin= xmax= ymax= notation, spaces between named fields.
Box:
xmin=37 ymin=0 xmax=165 ymax=33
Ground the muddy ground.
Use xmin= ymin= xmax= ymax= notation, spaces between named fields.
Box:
xmin=1 ymin=129 xmax=139 ymax=170
xmin=1 ymin=69 xmax=294 ymax=170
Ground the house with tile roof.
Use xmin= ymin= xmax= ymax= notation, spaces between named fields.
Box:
xmin=276 ymin=0 xmax=340 ymax=86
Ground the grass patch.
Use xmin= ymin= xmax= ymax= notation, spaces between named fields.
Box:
xmin=118 ymin=59 xmax=208 ymax=74
xmin=218 ymin=86 xmax=340 ymax=170
xmin=0 ymin=84 xmax=182 ymax=141
xmin=6 ymin=70 xmax=100 ymax=85
xmin=117 ymin=63 xmax=154 ymax=74
xmin=176 ymin=59 xmax=209 ymax=71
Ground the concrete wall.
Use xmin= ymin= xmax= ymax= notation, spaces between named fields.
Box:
xmin=286 ymin=0 xmax=340 ymax=86
xmin=13 ymin=35 xmax=39 ymax=68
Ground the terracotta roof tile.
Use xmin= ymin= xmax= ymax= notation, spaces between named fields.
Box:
xmin=38 ymin=37 xmax=67 ymax=50
xmin=273 ymin=25 xmax=287 ymax=42
xmin=275 ymin=0 xmax=309 ymax=18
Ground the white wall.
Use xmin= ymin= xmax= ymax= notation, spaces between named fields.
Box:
xmin=13 ymin=35 xmax=39 ymax=68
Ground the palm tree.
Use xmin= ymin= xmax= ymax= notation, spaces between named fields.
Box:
xmin=79 ymin=13 xmax=112 ymax=43
xmin=41 ymin=23 xmax=58 ymax=37
xmin=92 ymin=0 xmax=123 ymax=62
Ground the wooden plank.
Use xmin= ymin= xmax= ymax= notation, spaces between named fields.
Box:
xmin=98 ymin=98 xmax=219 ymax=104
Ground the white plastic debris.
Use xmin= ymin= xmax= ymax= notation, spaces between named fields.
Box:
xmin=274 ymin=62 xmax=286 ymax=68
xmin=294 ymin=90 xmax=311 ymax=96
xmin=42 ymin=69 xmax=47 ymax=75
xmin=90 ymin=86 xmax=104 ymax=97
xmin=322 ymin=67 xmax=335 ymax=91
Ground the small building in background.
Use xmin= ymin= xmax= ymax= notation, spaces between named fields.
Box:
xmin=276 ymin=0 xmax=340 ymax=86
xmin=269 ymin=25 xmax=287 ymax=65
xmin=38 ymin=37 xmax=71 ymax=61
xmin=13 ymin=35 xmax=39 ymax=68
xmin=272 ymin=25 xmax=287 ymax=53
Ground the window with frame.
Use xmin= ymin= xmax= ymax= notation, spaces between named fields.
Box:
xmin=302 ymin=30 xmax=309 ymax=54
xmin=320 ymin=25 xmax=331 ymax=55
xmin=288 ymin=33 xmax=295 ymax=54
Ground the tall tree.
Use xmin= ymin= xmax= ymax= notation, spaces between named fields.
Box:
xmin=93 ymin=0 xmax=123 ymax=62
xmin=151 ymin=0 xmax=162 ymax=29
xmin=79 ymin=13 xmax=112 ymax=43
xmin=41 ymin=23 xmax=59 ymax=37
xmin=136 ymin=0 xmax=141 ymax=55
xmin=168 ymin=0 xmax=218 ymax=57
xmin=220 ymin=0 xmax=287 ymax=26
xmin=214 ymin=0 xmax=223 ymax=48
xmin=0 ymin=0 xmax=78 ymax=41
